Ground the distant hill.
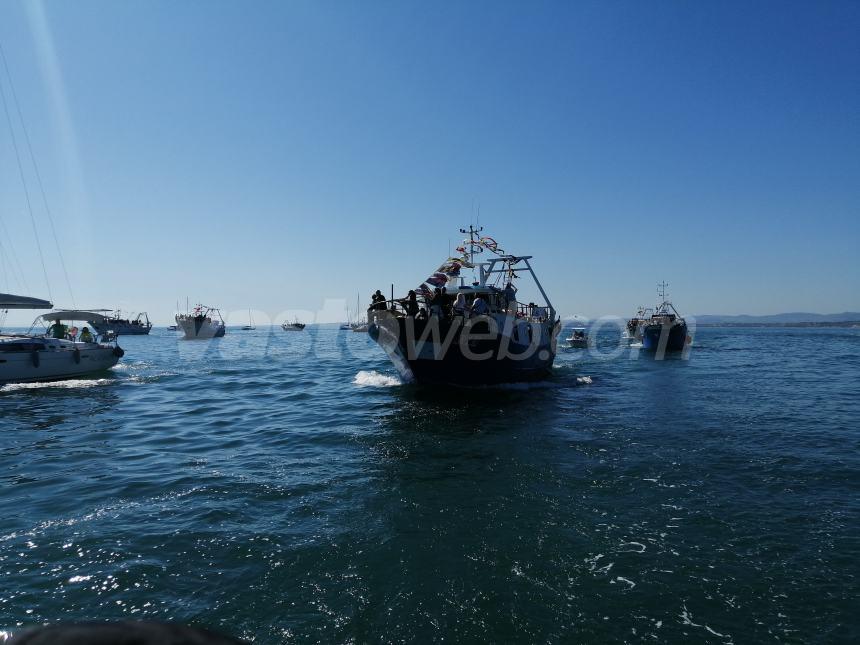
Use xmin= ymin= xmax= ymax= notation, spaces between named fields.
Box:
xmin=694 ymin=312 xmax=860 ymax=325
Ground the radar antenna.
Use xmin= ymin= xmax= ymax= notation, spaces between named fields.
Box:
xmin=459 ymin=224 xmax=484 ymax=266
xmin=658 ymin=281 xmax=669 ymax=303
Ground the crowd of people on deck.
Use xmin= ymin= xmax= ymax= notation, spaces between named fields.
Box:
xmin=367 ymin=282 xmax=549 ymax=323
xmin=110 ymin=318 xmax=145 ymax=326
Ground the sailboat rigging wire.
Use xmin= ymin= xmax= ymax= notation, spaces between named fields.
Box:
xmin=0 ymin=61 xmax=52 ymax=303
xmin=0 ymin=215 xmax=30 ymax=294
xmin=0 ymin=41 xmax=74 ymax=306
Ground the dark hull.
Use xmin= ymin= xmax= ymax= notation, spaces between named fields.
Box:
xmin=641 ymin=321 xmax=688 ymax=352
xmin=90 ymin=323 xmax=151 ymax=336
xmin=369 ymin=315 xmax=558 ymax=386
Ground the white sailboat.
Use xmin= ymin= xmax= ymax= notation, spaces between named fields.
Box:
xmin=0 ymin=55 xmax=123 ymax=383
xmin=350 ymin=293 xmax=368 ymax=332
xmin=241 ymin=309 xmax=255 ymax=330
xmin=1 ymin=296 xmax=123 ymax=385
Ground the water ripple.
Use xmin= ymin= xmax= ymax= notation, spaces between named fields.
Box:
xmin=0 ymin=327 xmax=858 ymax=641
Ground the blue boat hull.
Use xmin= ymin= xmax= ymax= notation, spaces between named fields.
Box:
xmin=641 ymin=321 xmax=688 ymax=353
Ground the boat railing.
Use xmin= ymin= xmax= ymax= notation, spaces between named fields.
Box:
xmin=368 ymin=297 xmax=552 ymax=325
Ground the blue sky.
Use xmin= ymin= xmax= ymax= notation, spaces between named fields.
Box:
xmin=1 ymin=0 xmax=858 ymax=325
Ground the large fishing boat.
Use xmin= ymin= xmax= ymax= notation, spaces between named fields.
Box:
xmin=368 ymin=226 xmax=561 ymax=386
xmin=626 ymin=282 xmax=690 ymax=353
xmin=1 ymin=296 xmax=124 ymax=385
xmin=88 ymin=310 xmax=152 ymax=336
xmin=175 ymin=304 xmax=226 ymax=339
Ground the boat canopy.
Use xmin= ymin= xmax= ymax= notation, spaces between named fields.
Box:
xmin=0 ymin=293 xmax=53 ymax=310
xmin=38 ymin=310 xmax=108 ymax=323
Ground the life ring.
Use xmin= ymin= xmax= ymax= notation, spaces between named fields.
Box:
xmin=31 ymin=350 xmax=40 ymax=367
xmin=73 ymin=347 xmax=81 ymax=364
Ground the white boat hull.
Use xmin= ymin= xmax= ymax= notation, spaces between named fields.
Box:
xmin=0 ymin=344 xmax=120 ymax=385
xmin=176 ymin=319 xmax=226 ymax=339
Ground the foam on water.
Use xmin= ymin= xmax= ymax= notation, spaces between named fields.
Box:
xmin=0 ymin=378 xmax=115 ymax=392
xmin=353 ymin=370 xmax=403 ymax=387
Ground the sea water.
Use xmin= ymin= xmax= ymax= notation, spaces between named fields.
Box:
xmin=1 ymin=326 xmax=858 ymax=642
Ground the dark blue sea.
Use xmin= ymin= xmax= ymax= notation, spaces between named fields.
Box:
xmin=2 ymin=326 xmax=859 ymax=642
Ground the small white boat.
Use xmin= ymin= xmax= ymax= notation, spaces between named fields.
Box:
xmin=351 ymin=322 xmax=369 ymax=333
xmin=167 ymin=325 xmax=178 ymax=331
xmin=1 ymin=297 xmax=124 ymax=385
xmin=175 ymin=304 xmax=226 ymax=339
xmin=281 ymin=318 xmax=306 ymax=331
xmin=339 ymin=323 xmax=351 ymax=330
xmin=566 ymin=327 xmax=588 ymax=348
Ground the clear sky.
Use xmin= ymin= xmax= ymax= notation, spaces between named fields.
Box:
xmin=1 ymin=0 xmax=858 ymax=325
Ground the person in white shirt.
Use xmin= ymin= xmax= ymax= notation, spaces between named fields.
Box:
xmin=453 ymin=293 xmax=467 ymax=317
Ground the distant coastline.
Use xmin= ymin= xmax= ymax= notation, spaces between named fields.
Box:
xmin=697 ymin=320 xmax=860 ymax=328
xmin=692 ymin=312 xmax=860 ymax=327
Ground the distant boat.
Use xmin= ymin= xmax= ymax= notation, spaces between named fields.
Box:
xmin=175 ymin=304 xmax=226 ymax=339
xmin=627 ymin=282 xmax=689 ymax=353
xmin=241 ymin=309 xmax=256 ymax=331
xmin=1 ymin=296 xmax=124 ymax=385
xmin=281 ymin=318 xmax=306 ymax=331
xmin=88 ymin=310 xmax=152 ymax=336
xmin=167 ymin=325 xmax=178 ymax=331
xmin=565 ymin=327 xmax=588 ymax=348
xmin=351 ymin=322 xmax=369 ymax=333
xmin=339 ymin=323 xmax=351 ymax=330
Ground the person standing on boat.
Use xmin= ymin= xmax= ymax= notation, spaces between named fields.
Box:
xmin=405 ymin=290 xmax=419 ymax=317
xmin=50 ymin=319 xmax=66 ymax=339
xmin=371 ymin=290 xmax=386 ymax=311
xmin=429 ymin=288 xmax=443 ymax=318
xmin=79 ymin=327 xmax=94 ymax=343
xmin=504 ymin=281 xmax=518 ymax=314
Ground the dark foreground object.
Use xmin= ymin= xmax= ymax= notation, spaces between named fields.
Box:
xmin=8 ymin=621 xmax=247 ymax=645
